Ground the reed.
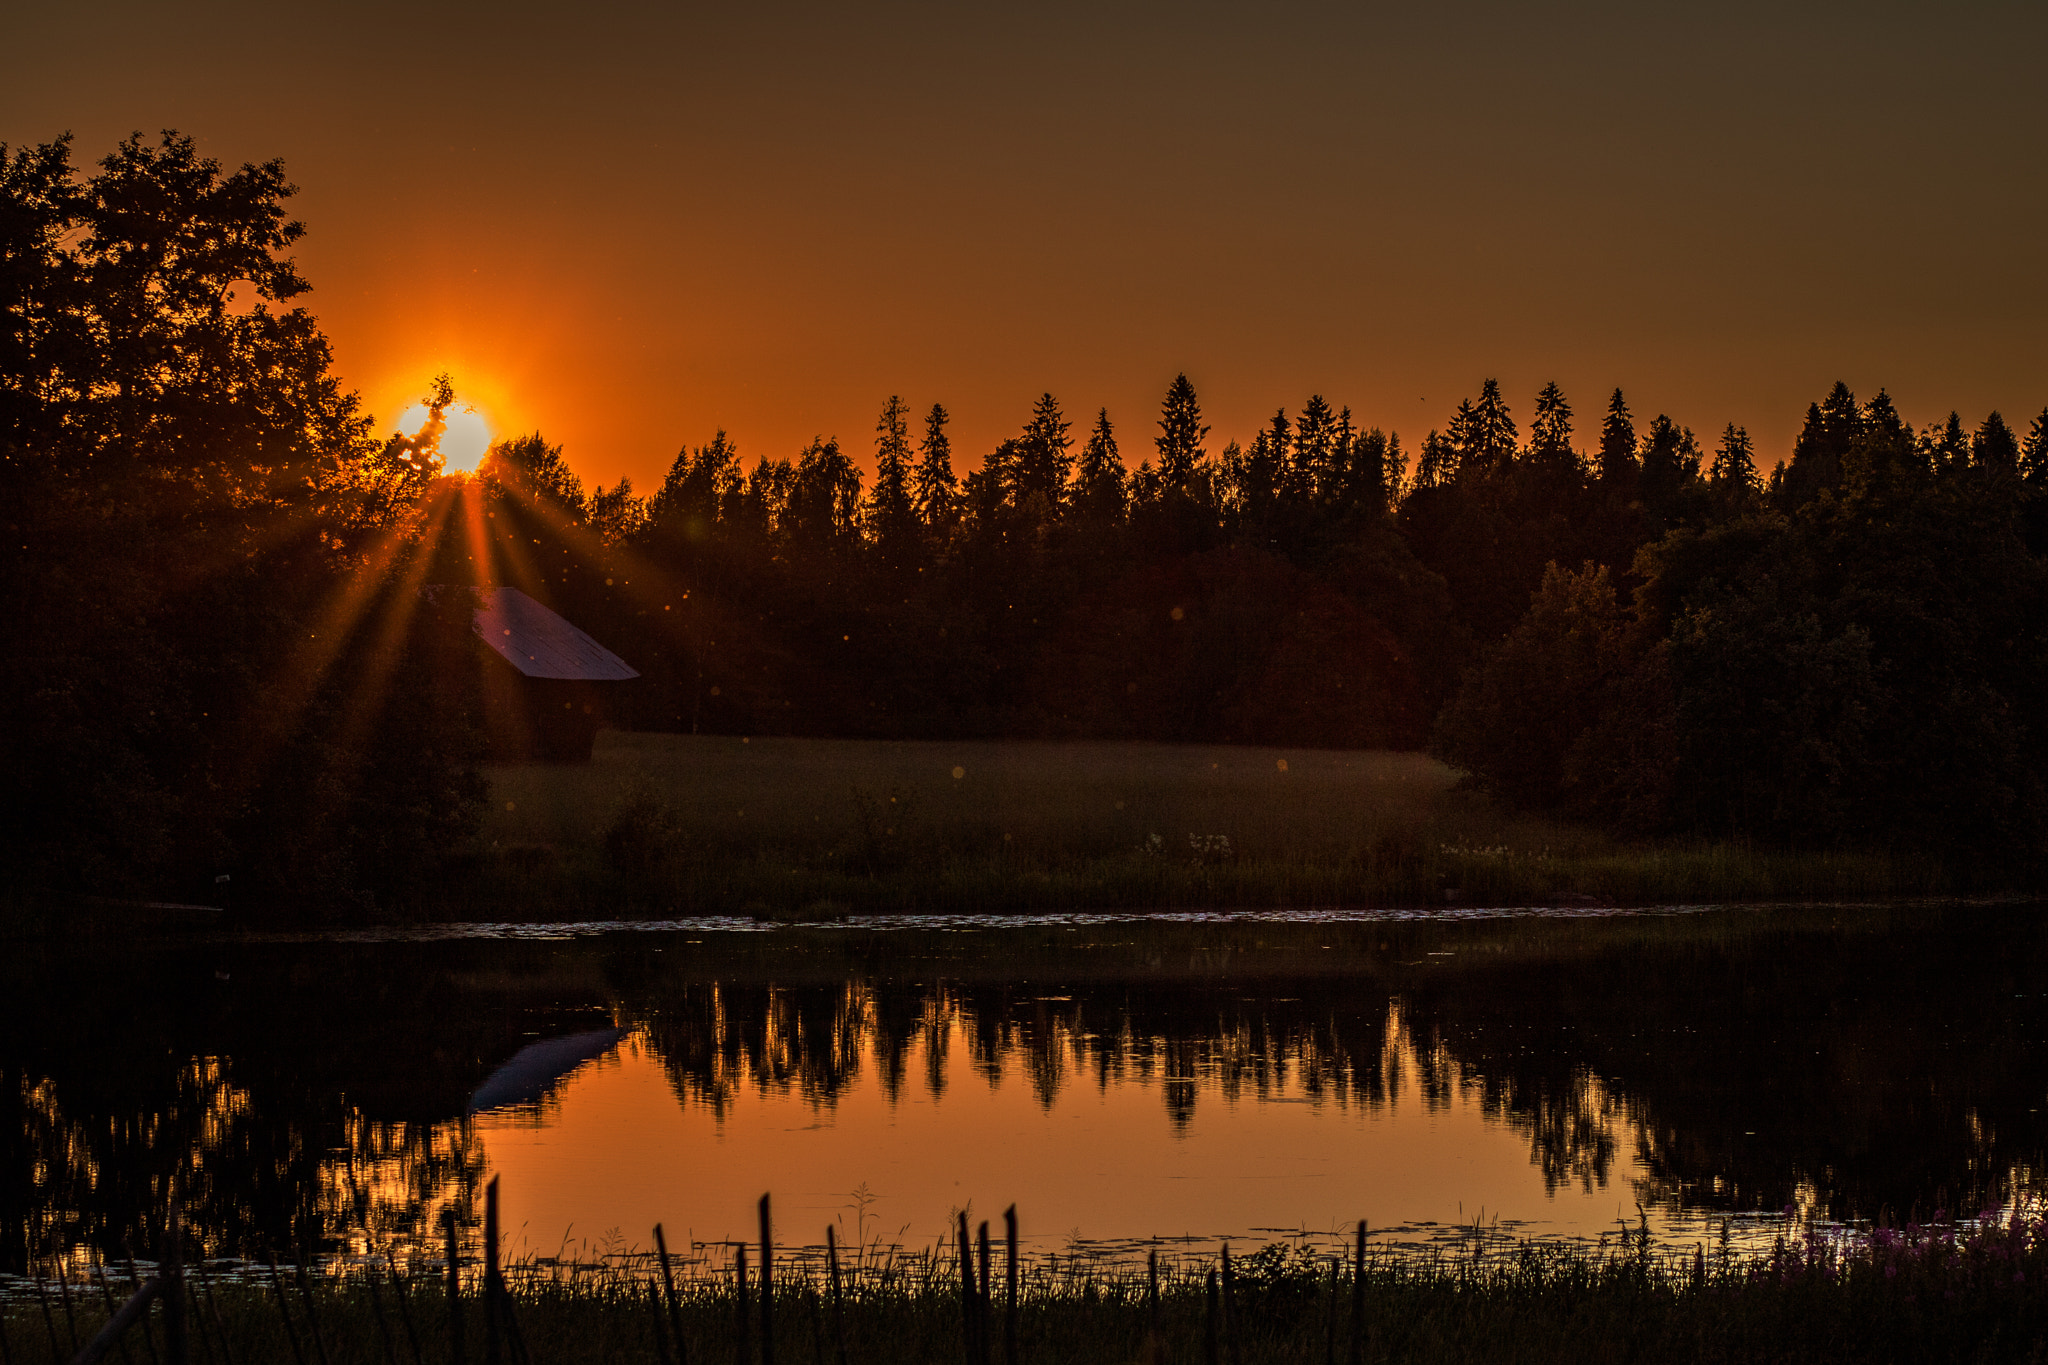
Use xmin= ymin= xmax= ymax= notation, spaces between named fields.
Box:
xmin=12 ymin=1208 xmax=2048 ymax=1365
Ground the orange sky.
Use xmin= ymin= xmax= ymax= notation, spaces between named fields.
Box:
xmin=7 ymin=2 xmax=2045 ymax=492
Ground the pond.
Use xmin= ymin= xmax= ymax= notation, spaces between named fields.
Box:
xmin=5 ymin=903 xmax=2046 ymax=1275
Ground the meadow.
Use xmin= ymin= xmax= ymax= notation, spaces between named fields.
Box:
xmin=443 ymin=731 xmax=1939 ymax=920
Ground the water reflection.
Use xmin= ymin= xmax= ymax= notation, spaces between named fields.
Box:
xmin=5 ymin=905 xmax=2046 ymax=1271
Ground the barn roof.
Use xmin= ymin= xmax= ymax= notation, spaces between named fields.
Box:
xmin=469 ymin=586 xmax=640 ymax=681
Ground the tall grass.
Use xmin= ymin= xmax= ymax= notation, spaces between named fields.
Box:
xmin=10 ymin=1212 xmax=2048 ymax=1364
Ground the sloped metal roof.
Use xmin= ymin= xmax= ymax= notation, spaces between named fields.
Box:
xmin=471 ymin=586 xmax=640 ymax=681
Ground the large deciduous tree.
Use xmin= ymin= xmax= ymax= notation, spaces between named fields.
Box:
xmin=1 ymin=132 xmax=480 ymax=908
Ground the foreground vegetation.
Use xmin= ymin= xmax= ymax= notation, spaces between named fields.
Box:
xmin=418 ymin=731 xmax=1954 ymax=922
xmin=11 ymin=1215 xmax=2048 ymax=1364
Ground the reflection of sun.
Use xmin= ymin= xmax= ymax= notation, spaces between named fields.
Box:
xmin=398 ymin=403 xmax=492 ymax=474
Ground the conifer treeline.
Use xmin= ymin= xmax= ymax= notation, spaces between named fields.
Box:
xmin=14 ymin=129 xmax=2041 ymax=908
xmin=465 ymin=373 xmax=2048 ymax=856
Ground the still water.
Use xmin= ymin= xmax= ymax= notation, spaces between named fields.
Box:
xmin=6 ymin=904 xmax=2046 ymax=1272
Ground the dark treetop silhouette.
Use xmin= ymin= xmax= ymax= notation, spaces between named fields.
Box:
xmin=6 ymin=131 xmax=2048 ymax=909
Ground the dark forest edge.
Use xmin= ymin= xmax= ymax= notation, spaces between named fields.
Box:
xmin=6 ymin=132 xmax=2047 ymax=921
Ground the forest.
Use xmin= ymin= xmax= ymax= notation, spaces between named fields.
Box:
xmin=6 ymin=132 xmax=2048 ymax=910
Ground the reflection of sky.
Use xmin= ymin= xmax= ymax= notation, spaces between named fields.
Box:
xmin=476 ymin=1006 xmax=1655 ymax=1266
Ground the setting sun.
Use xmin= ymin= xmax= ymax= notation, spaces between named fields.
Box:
xmin=398 ymin=402 xmax=492 ymax=474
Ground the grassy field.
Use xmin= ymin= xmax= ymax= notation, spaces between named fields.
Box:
xmin=426 ymin=731 xmax=1943 ymax=919
xmin=9 ymin=1218 xmax=2047 ymax=1364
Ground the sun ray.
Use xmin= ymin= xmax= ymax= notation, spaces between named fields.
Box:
xmin=216 ymin=488 xmax=464 ymax=812
xmin=323 ymin=488 xmax=469 ymax=762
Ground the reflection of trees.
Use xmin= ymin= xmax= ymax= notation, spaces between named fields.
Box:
xmin=625 ymin=974 xmax=1401 ymax=1138
xmin=7 ymin=1058 xmax=485 ymax=1272
xmin=609 ymin=913 xmax=2048 ymax=1225
xmin=0 ymin=939 xmax=606 ymax=1273
xmin=628 ymin=982 xmax=878 ymax=1118
xmin=10 ymin=910 xmax=2048 ymax=1270
xmin=317 ymin=1115 xmax=487 ymax=1262
xmin=1391 ymin=910 xmax=2048 ymax=1222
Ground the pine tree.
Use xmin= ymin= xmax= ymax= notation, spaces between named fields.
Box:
xmin=1154 ymin=373 xmax=1209 ymax=489
xmin=1597 ymin=389 xmax=1637 ymax=487
xmin=1071 ymin=407 xmax=1126 ymax=523
xmin=865 ymin=394 xmax=920 ymax=565
xmin=1015 ymin=391 xmax=1073 ymax=507
xmin=911 ymin=402 xmax=959 ymax=534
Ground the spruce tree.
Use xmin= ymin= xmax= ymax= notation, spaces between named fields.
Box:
xmin=1415 ymin=429 xmax=1457 ymax=488
xmin=1974 ymin=411 xmax=2020 ymax=472
xmin=1015 ymin=391 xmax=1074 ymax=507
xmin=1443 ymin=400 xmax=1478 ymax=477
xmin=1291 ymin=394 xmax=1336 ymax=501
xmin=1924 ymin=412 xmax=1970 ymax=477
xmin=1829 ymin=390 xmax=1916 ymax=501
xmin=1154 ymin=373 xmax=1209 ymax=489
xmin=1780 ymin=381 xmax=1860 ymax=507
xmin=911 ymin=402 xmax=959 ymax=535
xmin=2022 ymin=407 xmax=2048 ymax=489
xmin=1240 ymin=410 xmax=1288 ymax=523
xmin=866 ymin=394 xmax=920 ymax=565
xmin=1597 ymin=388 xmax=1637 ymax=487
xmin=1637 ymin=414 xmax=1695 ymax=511
xmin=1377 ymin=429 xmax=1407 ymax=505
xmin=1463 ymin=379 xmax=1518 ymax=474
xmin=1527 ymin=381 xmax=1576 ymax=471
xmin=1071 ymin=407 xmax=1126 ymax=523
xmin=1709 ymin=423 xmax=1759 ymax=514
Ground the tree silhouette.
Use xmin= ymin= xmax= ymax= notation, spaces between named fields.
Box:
xmin=911 ymin=402 xmax=959 ymax=542
xmin=1779 ymin=380 xmax=1861 ymax=507
xmin=1527 ymin=381 xmax=1577 ymax=474
xmin=1071 ymin=407 xmax=1126 ymax=524
xmin=1 ymin=131 xmax=479 ymax=904
xmin=1596 ymin=388 xmax=1637 ymax=490
xmin=1450 ymin=379 xmax=1517 ymax=476
xmin=1153 ymin=373 xmax=1209 ymax=489
xmin=2023 ymin=408 xmax=2048 ymax=487
xmin=1708 ymin=424 xmax=1759 ymax=512
xmin=1014 ymin=391 xmax=1073 ymax=508
xmin=865 ymin=395 xmax=921 ymax=566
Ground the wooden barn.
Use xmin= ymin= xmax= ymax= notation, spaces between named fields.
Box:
xmin=461 ymin=585 xmax=639 ymax=760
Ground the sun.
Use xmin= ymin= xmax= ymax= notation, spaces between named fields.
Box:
xmin=397 ymin=402 xmax=493 ymax=474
